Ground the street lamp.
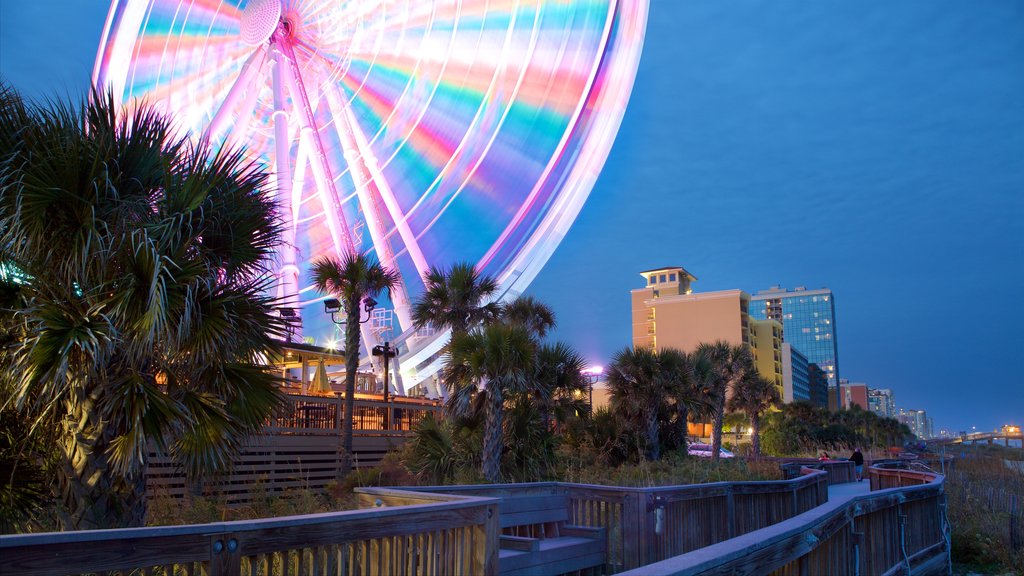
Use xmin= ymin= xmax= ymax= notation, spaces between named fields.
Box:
xmin=324 ymin=296 xmax=377 ymax=326
xmin=372 ymin=341 xmax=398 ymax=429
xmin=278 ymin=307 xmax=298 ymax=342
xmin=582 ymin=366 xmax=604 ymax=415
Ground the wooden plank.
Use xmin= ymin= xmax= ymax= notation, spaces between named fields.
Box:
xmin=500 ymin=536 xmax=541 ymax=552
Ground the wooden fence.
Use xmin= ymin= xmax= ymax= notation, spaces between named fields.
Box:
xmin=147 ymin=394 xmax=440 ymax=503
xmin=405 ymin=468 xmax=828 ymax=572
xmin=0 ymin=488 xmax=499 ymax=576
xmin=619 ymin=465 xmax=949 ymax=575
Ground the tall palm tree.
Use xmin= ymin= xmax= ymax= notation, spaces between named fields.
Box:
xmin=412 ymin=262 xmax=501 ymax=335
xmin=444 ymin=322 xmax=536 ymax=482
xmin=502 ymin=295 xmax=556 ymax=339
xmin=657 ymin=348 xmax=706 ymax=454
xmin=727 ymin=372 xmax=780 ymax=457
xmin=312 ymin=252 xmax=399 ymax=477
xmin=694 ymin=341 xmax=755 ymax=462
xmin=0 ymin=86 xmax=285 ymax=529
xmin=607 ymin=346 xmax=670 ymax=461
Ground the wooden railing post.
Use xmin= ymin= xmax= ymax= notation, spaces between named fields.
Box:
xmin=476 ymin=501 xmax=500 ymax=576
xmin=208 ymin=533 xmax=240 ymax=576
xmin=726 ymin=485 xmax=736 ymax=539
xmin=621 ymin=491 xmax=644 ymax=570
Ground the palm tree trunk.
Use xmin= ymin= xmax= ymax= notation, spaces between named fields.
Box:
xmin=341 ymin=293 xmax=361 ymax=478
xmin=711 ymin=397 xmax=725 ymax=463
xmin=751 ymin=413 xmax=761 ymax=457
xmin=59 ymin=395 xmax=147 ymax=529
xmin=646 ymin=405 xmax=660 ymax=461
xmin=482 ymin=383 xmax=503 ymax=482
xmin=677 ymin=401 xmax=689 ymax=454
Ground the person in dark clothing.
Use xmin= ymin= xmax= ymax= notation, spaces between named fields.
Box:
xmin=851 ymin=448 xmax=865 ymax=481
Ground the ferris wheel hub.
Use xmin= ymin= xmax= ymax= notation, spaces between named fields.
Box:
xmin=241 ymin=0 xmax=282 ymax=46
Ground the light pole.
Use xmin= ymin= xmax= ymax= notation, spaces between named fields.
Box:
xmin=582 ymin=366 xmax=604 ymax=416
xmin=372 ymin=341 xmax=398 ymax=430
xmin=324 ymin=296 xmax=377 ymax=327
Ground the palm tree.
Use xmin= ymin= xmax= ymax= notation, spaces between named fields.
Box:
xmin=412 ymin=262 xmax=501 ymax=335
xmin=0 ymin=86 xmax=285 ymax=529
xmin=502 ymin=295 xmax=556 ymax=339
xmin=727 ymin=372 xmax=780 ymax=457
xmin=312 ymin=252 xmax=399 ymax=477
xmin=606 ymin=346 xmax=671 ymax=461
xmin=693 ymin=341 xmax=755 ymax=462
xmin=444 ymin=322 xmax=536 ymax=482
xmin=657 ymin=348 xmax=706 ymax=454
xmin=533 ymin=341 xmax=588 ymax=432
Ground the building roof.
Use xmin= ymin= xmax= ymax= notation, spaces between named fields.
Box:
xmin=638 ymin=266 xmax=698 ymax=281
xmin=751 ymin=285 xmax=832 ymax=298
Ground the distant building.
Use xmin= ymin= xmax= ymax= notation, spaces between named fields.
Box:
xmin=898 ymin=409 xmax=930 ymax=439
xmin=750 ymin=319 xmax=785 ymax=398
xmin=780 ymin=343 xmax=811 ymax=404
xmin=840 ymin=379 xmax=869 ymax=410
xmin=808 ymin=363 xmax=830 ymax=409
xmin=749 ymin=286 xmax=840 ymax=388
xmin=868 ymin=388 xmax=896 ymax=419
xmin=630 ymin=267 xmax=784 ymax=401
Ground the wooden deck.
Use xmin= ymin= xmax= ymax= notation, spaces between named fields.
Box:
xmin=147 ymin=393 xmax=441 ymax=503
xmin=1 ymin=462 xmax=949 ymax=575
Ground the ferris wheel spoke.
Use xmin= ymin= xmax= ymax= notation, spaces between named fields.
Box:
xmin=203 ymin=45 xmax=267 ymax=144
xmin=277 ymin=41 xmax=355 ymax=260
xmin=322 ymin=86 xmax=431 ymax=283
xmin=321 ymin=88 xmax=415 ymax=333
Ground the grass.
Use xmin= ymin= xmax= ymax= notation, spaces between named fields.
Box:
xmin=944 ymin=444 xmax=1024 ymax=574
xmin=558 ymin=449 xmax=783 ymax=487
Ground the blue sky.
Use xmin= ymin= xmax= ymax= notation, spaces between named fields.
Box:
xmin=2 ymin=1 xmax=1022 ymax=433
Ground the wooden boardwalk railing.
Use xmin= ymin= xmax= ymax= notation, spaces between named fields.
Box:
xmin=778 ymin=458 xmax=857 ymax=485
xmin=404 ymin=468 xmax=827 ymax=572
xmin=0 ymin=488 xmax=499 ymax=576
xmin=1 ymin=465 xmax=949 ymax=575
xmin=619 ymin=464 xmax=950 ymax=575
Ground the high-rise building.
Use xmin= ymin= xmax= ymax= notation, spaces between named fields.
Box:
xmin=898 ymin=409 xmax=930 ymax=439
xmin=630 ymin=266 xmax=783 ymax=400
xmin=780 ymin=343 xmax=811 ymax=404
xmin=868 ymin=388 xmax=896 ymax=419
xmin=808 ymin=363 xmax=829 ymax=409
xmin=839 ymin=379 xmax=869 ymax=410
xmin=749 ymin=286 xmax=840 ymax=388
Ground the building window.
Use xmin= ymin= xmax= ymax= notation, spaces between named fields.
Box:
xmin=669 ymin=273 xmax=677 ymax=282
xmin=649 ymin=276 xmax=656 ymax=285
xmin=660 ymin=274 xmax=667 ymax=283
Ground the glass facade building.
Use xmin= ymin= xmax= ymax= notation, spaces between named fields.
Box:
xmin=749 ymin=286 xmax=840 ymax=387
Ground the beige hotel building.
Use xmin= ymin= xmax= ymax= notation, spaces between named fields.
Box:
xmin=630 ymin=266 xmax=784 ymax=399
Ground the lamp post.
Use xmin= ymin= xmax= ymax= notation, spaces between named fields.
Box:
xmin=582 ymin=366 xmax=604 ymax=416
xmin=279 ymin=307 xmax=298 ymax=342
xmin=324 ymin=296 xmax=377 ymax=327
xmin=372 ymin=341 xmax=398 ymax=430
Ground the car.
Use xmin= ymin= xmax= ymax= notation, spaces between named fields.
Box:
xmin=687 ymin=443 xmax=735 ymax=459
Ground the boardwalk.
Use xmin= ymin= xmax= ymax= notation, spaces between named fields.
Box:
xmin=0 ymin=463 xmax=949 ymax=575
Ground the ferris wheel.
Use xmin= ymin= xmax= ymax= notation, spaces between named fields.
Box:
xmin=94 ymin=0 xmax=647 ymax=394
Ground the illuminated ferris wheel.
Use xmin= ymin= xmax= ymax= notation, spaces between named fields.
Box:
xmin=94 ymin=0 xmax=647 ymax=394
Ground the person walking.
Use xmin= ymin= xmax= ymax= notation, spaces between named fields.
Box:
xmin=851 ymin=447 xmax=865 ymax=481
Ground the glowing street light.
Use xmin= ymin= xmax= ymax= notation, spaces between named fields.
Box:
xmin=582 ymin=366 xmax=604 ymax=414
